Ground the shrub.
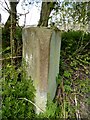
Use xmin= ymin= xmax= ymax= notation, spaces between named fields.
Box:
xmin=1 ymin=63 xmax=36 ymax=119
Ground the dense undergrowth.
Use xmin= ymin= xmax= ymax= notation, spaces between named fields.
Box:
xmin=1 ymin=62 xmax=36 ymax=119
xmin=1 ymin=28 xmax=90 ymax=119
xmin=55 ymin=31 xmax=90 ymax=119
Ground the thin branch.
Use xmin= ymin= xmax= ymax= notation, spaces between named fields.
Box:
xmin=17 ymin=11 xmax=29 ymax=16
xmin=0 ymin=2 xmax=10 ymax=13
xmin=80 ymin=41 xmax=90 ymax=53
xmin=4 ymin=0 xmax=10 ymax=11
xmin=74 ymin=88 xmax=81 ymax=120
xmin=18 ymin=98 xmax=44 ymax=113
xmin=0 ymin=56 xmax=22 ymax=61
xmin=72 ymin=40 xmax=90 ymax=56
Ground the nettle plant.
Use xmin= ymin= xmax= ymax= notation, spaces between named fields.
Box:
xmin=1 ymin=62 xmax=36 ymax=119
xmin=56 ymin=30 xmax=90 ymax=119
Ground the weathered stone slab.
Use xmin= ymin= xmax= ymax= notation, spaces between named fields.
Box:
xmin=48 ymin=30 xmax=61 ymax=100
xmin=22 ymin=27 xmax=61 ymax=114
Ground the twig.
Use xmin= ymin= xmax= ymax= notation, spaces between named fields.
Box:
xmin=18 ymin=98 xmax=44 ymax=113
xmin=4 ymin=0 xmax=10 ymax=11
xmin=0 ymin=56 xmax=22 ymax=61
xmin=0 ymin=2 xmax=10 ymax=13
xmin=74 ymin=88 xmax=81 ymax=120
xmin=17 ymin=11 xmax=29 ymax=16
xmin=80 ymin=41 xmax=90 ymax=53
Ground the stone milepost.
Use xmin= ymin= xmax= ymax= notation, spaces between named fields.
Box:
xmin=22 ymin=27 xmax=61 ymax=114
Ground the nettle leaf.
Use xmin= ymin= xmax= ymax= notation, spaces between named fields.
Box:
xmin=64 ymin=85 xmax=72 ymax=92
xmin=45 ymin=101 xmax=57 ymax=118
xmin=70 ymin=61 xmax=77 ymax=67
xmin=64 ymin=71 xmax=71 ymax=78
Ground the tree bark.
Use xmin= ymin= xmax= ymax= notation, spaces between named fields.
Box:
xmin=9 ymin=1 xmax=18 ymax=65
xmin=38 ymin=2 xmax=56 ymax=27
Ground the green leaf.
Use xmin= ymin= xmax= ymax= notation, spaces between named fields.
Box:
xmin=64 ymin=85 xmax=72 ymax=92
xmin=64 ymin=71 xmax=71 ymax=78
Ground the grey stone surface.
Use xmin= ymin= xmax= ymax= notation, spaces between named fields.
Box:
xmin=22 ymin=27 xmax=61 ymax=114
xmin=48 ymin=31 xmax=61 ymax=100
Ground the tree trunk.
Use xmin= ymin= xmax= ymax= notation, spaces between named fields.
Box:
xmin=9 ymin=1 xmax=18 ymax=65
xmin=38 ymin=2 xmax=56 ymax=27
xmin=0 ymin=14 xmax=1 ymax=23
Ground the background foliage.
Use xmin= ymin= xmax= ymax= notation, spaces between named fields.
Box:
xmin=57 ymin=30 xmax=90 ymax=119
